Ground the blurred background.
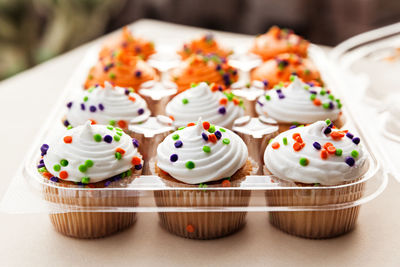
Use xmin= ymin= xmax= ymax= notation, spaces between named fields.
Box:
xmin=1 ymin=0 xmax=399 ymax=81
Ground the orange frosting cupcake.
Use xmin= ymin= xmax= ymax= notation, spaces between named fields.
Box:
xmin=178 ymin=33 xmax=233 ymax=60
xmin=251 ymin=53 xmax=321 ymax=89
xmin=250 ymin=26 xmax=309 ymax=61
xmin=99 ymin=27 xmax=156 ymax=61
xmin=170 ymin=54 xmax=238 ymax=93
xmin=84 ymin=51 xmax=158 ymax=89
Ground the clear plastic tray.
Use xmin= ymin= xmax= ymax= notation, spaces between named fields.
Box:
xmin=0 ymin=28 xmax=387 ymax=215
xmin=330 ymin=22 xmax=400 ymax=182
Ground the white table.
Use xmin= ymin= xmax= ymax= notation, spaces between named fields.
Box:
xmin=0 ymin=19 xmax=399 ymax=266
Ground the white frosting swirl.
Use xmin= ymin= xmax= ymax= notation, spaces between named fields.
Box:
xmin=264 ymin=121 xmax=368 ymax=185
xmin=43 ymin=122 xmax=142 ymax=183
xmin=157 ymin=119 xmax=248 ymax=184
xmin=165 ymin=82 xmax=244 ymax=128
xmin=256 ymin=77 xmax=341 ymax=123
xmin=66 ymin=82 xmax=151 ymax=127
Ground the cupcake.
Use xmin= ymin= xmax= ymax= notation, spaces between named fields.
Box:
xmin=264 ymin=120 xmax=368 ymax=238
xmin=256 ymin=76 xmax=343 ymax=132
xmin=165 ymin=82 xmax=244 ymax=128
xmin=250 ymin=26 xmax=309 ymax=61
xmin=38 ymin=122 xmax=144 ymax=238
xmin=251 ymin=53 xmax=321 ymax=89
xmin=178 ymin=33 xmax=232 ymax=60
xmin=154 ymin=119 xmax=253 ymax=239
xmin=65 ymin=82 xmax=151 ymax=129
xmin=99 ymin=26 xmax=155 ymax=61
xmin=84 ymin=49 xmax=158 ymax=89
xmin=170 ymin=54 xmax=238 ymax=93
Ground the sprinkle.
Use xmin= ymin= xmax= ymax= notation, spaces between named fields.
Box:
xmin=83 ymin=96 xmax=89 ymax=102
xmin=335 ymin=149 xmax=343 ymax=156
xmin=327 ymin=146 xmax=336 ymax=154
xmin=132 ymin=138 xmax=139 ymax=147
xmin=105 ymin=181 xmax=112 ymax=187
xmin=283 ymin=137 xmax=288 ymax=145
xmin=107 ymin=126 xmax=113 ymax=130
xmin=351 ymin=150 xmax=359 ymax=158
xmin=202 ymin=121 xmax=210 ymax=130
xmin=323 ymin=142 xmax=333 ymax=149
xmin=89 ymin=119 xmax=97 ymax=125
xmin=222 ymin=138 xmax=230 ymax=145
xmin=182 ymin=98 xmax=189 ymax=104
xmin=187 ymin=122 xmax=196 ymax=126
xmin=325 ymin=119 xmax=331 ymax=125
xmin=50 ymin=177 xmax=59 ymax=182
xmin=345 ymin=157 xmax=355 ymax=166
xmin=85 ymin=160 xmax=94 ymax=167
xmin=219 ymin=98 xmax=228 ymax=105
xmin=135 ymin=70 xmax=142 ymax=77
xmin=208 ymin=125 xmax=216 ymax=133
xmin=313 ymin=99 xmax=321 ymax=106
xmin=331 ymin=131 xmax=345 ymax=140
xmin=43 ymin=172 xmax=53 ymax=179
xmin=312 ymin=142 xmax=321 ymax=150
xmin=292 ymin=133 xmax=302 ymax=143
xmin=178 ymin=126 xmax=185 ymax=130
xmin=116 ymin=148 xmax=126 ymax=155
xmin=129 ymin=96 xmax=136 ymax=102
xmin=265 ymin=95 xmax=271 ymax=101
xmin=60 ymin=159 xmax=68 ymax=167
xmin=208 ymin=134 xmax=217 ymax=143
xmin=293 ymin=142 xmax=304 ymax=151
xmin=203 ymin=146 xmax=211 ymax=153
xmin=62 ymin=120 xmax=68 ymax=127
xmin=132 ymin=157 xmax=141 ymax=165
xmin=202 ymin=133 xmax=208 ymax=141
xmin=320 ymin=149 xmax=328 ymax=159
xmin=38 ymin=167 xmax=47 ymax=173
xmin=109 ymin=72 xmax=116 ymax=79
xmin=220 ymin=128 xmax=226 ymax=132
xmin=172 ymin=134 xmax=179 ymax=140
xmin=115 ymin=152 xmax=122 ymax=160
xmin=218 ymin=106 xmax=226 ymax=115
xmin=113 ymin=135 xmax=120 ymax=141
xmin=67 ymin=125 xmax=73 ymax=130
xmin=79 ymin=164 xmax=88 ymax=172
xmin=299 ymin=157 xmax=309 ymax=166
xmin=93 ymin=134 xmax=102 ymax=142
xmin=310 ymin=94 xmax=316 ymax=101
xmin=346 ymin=132 xmax=354 ymax=139
xmin=103 ymin=135 xmax=113 ymax=143
xmin=63 ymin=136 xmax=72 ymax=143
xmin=116 ymin=132 xmax=122 ymax=136
xmin=185 ymin=161 xmax=195 ymax=169
xmin=170 ymin=154 xmax=178 ymax=162
xmin=67 ymin=102 xmax=73 ymax=108
xmin=271 ymin=142 xmax=280 ymax=149
xmin=352 ymin=137 xmax=360 ymax=145
xmin=59 ymin=171 xmax=68 ymax=179
xmin=263 ymin=80 xmax=269 ymax=87
xmin=214 ymin=131 xmax=222 ymax=140
xmin=278 ymin=93 xmax=285 ymax=99
xmin=53 ymin=164 xmax=61 ymax=172
xmin=37 ymin=163 xmax=45 ymax=169
xmin=135 ymin=164 xmax=142 ymax=170
xmin=109 ymin=120 xmax=116 ymax=126
xmin=81 ymin=177 xmax=90 ymax=184
xmin=118 ymin=120 xmax=127 ymax=128
xmin=80 ymin=103 xmax=85 ymax=110
xmin=186 ymin=224 xmax=195 ymax=233
xmin=174 ymin=140 xmax=183 ymax=148
xmin=222 ymin=179 xmax=231 ymax=187
xmin=324 ymin=127 xmax=332 ymax=135
xmin=289 ymin=125 xmax=297 ymax=130
xmin=138 ymin=108 xmax=144 ymax=115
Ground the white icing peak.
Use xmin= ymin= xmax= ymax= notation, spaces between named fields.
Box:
xmin=264 ymin=121 xmax=368 ymax=185
xmin=156 ymin=118 xmax=248 ymax=184
xmin=43 ymin=122 xmax=142 ymax=184
xmin=165 ymin=82 xmax=244 ymax=128
xmin=66 ymin=82 xmax=151 ymax=127
xmin=256 ymin=76 xmax=341 ymax=124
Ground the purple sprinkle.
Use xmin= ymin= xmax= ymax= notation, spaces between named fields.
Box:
xmin=98 ymin=103 xmax=104 ymax=111
xmin=276 ymin=89 xmax=282 ymax=94
xmin=218 ymin=106 xmax=226 ymax=115
xmin=352 ymin=137 xmax=360 ymax=145
xmin=278 ymin=93 xmax=285 ymax=99
xmin=37 ymin=163 xmax=45 ymax=169
xmin=232 ymin=70 xmax=237 ymax=76
xmin=105 ymin=181 xmax=112 ymax=187
xmin=218 ymin=85 xmax=223 ymax=91
xmin=328 ymin=123 xmax=333 ymax=128
xmin=309 ymin=90 xmax=317 ymax=94
xmin=324 ymin=127 xmax=332 ymax=135
xmin=50 ymin=177 xmax=59 ymax=182
xmin=132 ymin=138 xmax=139 ymax=148
xmin=346 ymin=132 xmax=354 ymax=139
xmin=125 ymin=89 xmax=130 ymax=95
xmin=40 ymin=144 xmax=49 ymax=155
xmin=216 ymin=64 xmax=222 ymax=71
xmin=135 ymin=70 xmax=142 ymax=78
xmin=80 ymin=103 xmax=85 ymax=110
xmin=289 ymin=125 xmax=297 ymax=129
xmin=202 ymin=132 xmax=208 ymax=141
xmin=135 ymin=46 xmax=142 ymax=53
xmin=135 ymin=164 xmax=143 ymax=170
xmin=345 ymin=156 xmax=355 ymax=167
xmin=329 ymin=102 xmax=334 ymax=109
xmin=63 ymin=120 xmax=70 ymax=127
xmin=215 ymin=131 xmax=222 ymax=140
xmin=89 ymin=106 xmax=96 ymax=112
xmin=313 ymin=142 xmax=321 ymax=150
xmin=306 ymin=82 xmax=315 ymax=87
xmin=174 ymin=140 xmax=183 ymax=148
xmin=67 ymin=102 xmax=73 ymax=109
xmin=263 ymin=80 xmax=269 ymax=87
xmin=138 ymin=108 xmax=144 ymax=115
xmin=40 ymin=159 xmax=44 ymax=164
xmin=257 ymin=100 xmax=264 ymax=106
xmin=103 ymin=135 xmax=113 ymax=143
xmin=170 ymin=154 xmax=178 ymax=162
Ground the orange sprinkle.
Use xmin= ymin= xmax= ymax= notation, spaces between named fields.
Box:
xmin=63 ymin=136 xmax=72 ymax=144
xmin=313 ymin=98 xmax=321 ymax=106
xmin=293 ymin=142 xmax=304 ymax=151
xmin=327 ymin=146 xmax=336 ymax=154
xmin=292 ymin=133 xmax=300 ymax=140
xmin=131 ymin=156 xmax=141 ymax=165
xmin=219 ymin=98 xmax=228 ymax=105
xmin=331 ymin=131 xmax=345 ymax=140
xmin=129 ymin=96 xmax=136 ymax=102
xmin=323 ymin=142 xmax=333 ymax=150
xmin=89 ymin=119 xmax=97 ymax=125
xmin=169 ymin=115 xmax=175 ymax=121
xmin=187 ymin=122 xmax=195 ymax=127
xmin=233 ymin=98 xmax=240 ymax=105
xmin=271 ymin=142 xmax=280 ymax=149
xmin=42 ymin=172 xmax=53 ymax=179
xmin=208 ymin=134 xmax=217 ymax=143
xmin=211 ymin=84 xmax=219 ymax=92
xmin=202 ymin=121 xmax=210 ymax=130
xmin=59 ymin=171 xmax=68 ymax=179
xmin=116 ymin=148 xmax=126 ymax=155
xmin=222 ymin=180 xmax=231 ymax=187
xmin=118 ymin=120 xmax=127 ymax=128
xmin=186 ymin=224 xmax=195 ymax=233
xmin=320 ymin=149 xmax=328 ymax=160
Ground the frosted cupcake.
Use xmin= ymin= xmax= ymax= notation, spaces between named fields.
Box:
xmin=165 ymin=82 xmax=244 ymax=128
xmin=264 ymin=120 xmax=368 ymax=238
xmin=250 ymin=26 xmax=309 ymax=61
xmin=154 ymin=119 xmax=253 ymax=239
xmin=256 ymin=76 xmax=343 ymax=132
xmin=251 ymin=53 xmax=321 ymax=89
xmin=65 ymin=82 xmax=150 ymax=129
xmin=178 ymin=33 xmax=232 ymax=59
xmin=38 ymin=122 xmax=143 ymax=238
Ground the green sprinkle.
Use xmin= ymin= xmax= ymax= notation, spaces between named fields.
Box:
xmin=269 ymin=138 xmax=274 ymax=144
xmin=115 ymin=127 xmax=123 ymax=132
xmin=38 ymin=167 xmax=47 ymax=173
xmin=81 ymin=177 xmax=90 ymax=184
xmin=328 ymin=95 xmax=335 ymax=100
xmin=178 ymin=126 xmax=186 ymax=130
xmin=109 ymin=73 xmax=116 ymax=79
xmin=60 ymin=159 xmax=68 ymax=167
xmin=190 ymin=83 xmax=197 ymax=88
xmin=351 ymin=150 xmax=359 ymax=158
xmin=304 ymin=69 xmax=311 ymax=75
xmin=79 ymin=164 xmax=87 ymax=173
xmin=126 ymin=169 xmax=132 ymax=177
xmin=116 ymin=132 xmax=122 ymax=136
xmin=335 ymin=149 xmax=343 ymax=156
xmin=322 ymin=102 xmax=330 ymax=109
xmin=109 ymin=120 xmax=116 ymax=126
xmin=107 ymin=126 xmax=113 ymax=130
xmin=289 ymin=75 xmax=296 ymax=82
xmin=114 ymin=135 xmax=120 ymax=141
xmin=303 ymin=85 xmax=310 ymax=90
xmin=265 ymin=95 xmax=271 ymax=101
xmin=299 ymin=157 xmax=309 ymax=166
xmin=208 ymin=125 xmax=216 ymax=133
xmin=186 ymin=161 xmax=195 ymax=169
xmin=203 ymin=146 xmax=211 ymax=153
xmin=325 ymin=119 xmax=331 ymax=125
xmin=115 ymin=152 xmax=122 ymax=160
xmin=222 ymin=138 xmax=230 ymax=145
xmin=310 ymin=94 xmax=316 ymax=101
xmin=283 ymin=137 xmax=288 ymax=145
xmin=199 ymin=183 xmax=208 ymax=189
xmin=220 ymin=128 xmax=226 ymax=132
xmin=93 ymin=134 xmax=102 ymax=142
xmin=182 ymin=98 xmax=189 ymax=104
xmin=83 ymin=96 xmax=88 ymax=102
xmin=67 ymin=125 xmax=73 ymax=130
xmin=320 ymin=89 xmax=326 ymax=96
xmin=314 ymin=183 xmax=320 ymax=187
xmin=85 ymin=160 xmax=94 ymax=168
xmin=53 ymin=164 xmax=61 ymax=172
xmin=172 ymin=134 xmax=179 ymax=140
xmin=338 ymin=103 xmax=343 ymax=109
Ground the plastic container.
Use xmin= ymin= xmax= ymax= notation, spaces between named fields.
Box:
xmin=0 ymin=26 xmax=388 ymax=240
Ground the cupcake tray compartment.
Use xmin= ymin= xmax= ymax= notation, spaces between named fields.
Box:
xmin=1 ymin=27 xmax=388 ymax=215
xmin=330 ymin=22 xmax=400 ymax=182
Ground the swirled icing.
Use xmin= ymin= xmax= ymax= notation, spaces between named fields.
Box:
xmin=66 ymin=82 xmax=150 ymax=128
xmin=157 ymin=119 xmax=248 ymax=184
xmin=178 ymin=33 xmax=232 ymax=59
xmin=42 ymin=122 xmax=142 ymax=183
xmin=256 ymin=76 xmax=341 ymax=123
xmin=264 ymin=121 xmax=368 ymax=185
xmin=166 ymin=82 xmax=244 ymax=128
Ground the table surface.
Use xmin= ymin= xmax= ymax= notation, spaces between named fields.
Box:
xmin=0 ymin=19 xmax=399 ymax=267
